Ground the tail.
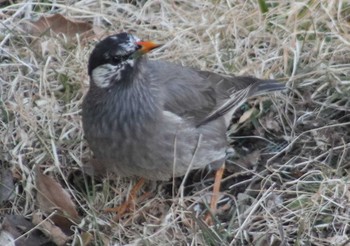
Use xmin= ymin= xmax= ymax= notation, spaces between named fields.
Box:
xmin=197 ymin=78 xmax=285 ymax=127
xmin=248 ymin=79 xmax=286 ymax=97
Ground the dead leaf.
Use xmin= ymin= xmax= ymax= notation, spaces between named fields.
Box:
xmin=0 ymin=167 xmax=15 ymax=203
xmin=24 ymin=14 xmax=92 ymax=39
xmin=1 ymin=215 xmax=49 ymax=246
xmin=35 ymin=170 xmax=80 ymax=234
xmin=238 ymin=107 xmax=256 ymax=124
xmin=32 ymin=212 xmax=69 ymax=246
xmin=20 ymin=14 xmax=107 ymax=56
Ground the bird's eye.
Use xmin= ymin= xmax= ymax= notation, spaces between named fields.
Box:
xmin=111 ymin=56 xmax=121 ymax=64
xmin=110 ymin=54 xmax=130 ymax=65
xmin=121 ymin=54 xmax=130 ymax=60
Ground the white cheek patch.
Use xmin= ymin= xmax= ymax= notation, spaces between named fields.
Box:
xmin=92 ymin=64 xmax=120 ymax=88
xmin=91 ymin=60 xmax=134 ymax=88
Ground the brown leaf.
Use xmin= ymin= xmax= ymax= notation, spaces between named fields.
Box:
xmin=24 ymin=14 xmax=93 ymax=39
xmin=21 ymin=14 xmax=107 ymax=55
xmin=32 ymin=212 xmax=69 ymax=246
xmin=1 ymin=215 xmax=49 ymax=246
xmin=35 ymin=170 xmax=79 ymax=234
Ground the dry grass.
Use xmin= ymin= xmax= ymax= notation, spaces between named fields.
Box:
xmin=1 ymin=0 xmax=350 ymax=245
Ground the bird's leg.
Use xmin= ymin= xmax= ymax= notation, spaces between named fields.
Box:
xmin=105 ymin=178 xmax=145 ymax=221
xmin=128 ymin=177 xmax=146 ymax=203
xmin=205 ymin=163 xmax=225 ymax=224
xmin=211 ymin=163 xmax=225 ymax=211
xmin=114 ymin=177 xmax=145 ymax=221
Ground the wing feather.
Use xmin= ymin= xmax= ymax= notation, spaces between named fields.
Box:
xmin=145 ymin=60 xmax=284 ymax=126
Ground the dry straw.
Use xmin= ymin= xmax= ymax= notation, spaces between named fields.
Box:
xmin=1 ymin=1 xmax=350 ymax=245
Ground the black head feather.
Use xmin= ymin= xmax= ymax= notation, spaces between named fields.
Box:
xmin=88 ymin=32 xmax=141 ymax=76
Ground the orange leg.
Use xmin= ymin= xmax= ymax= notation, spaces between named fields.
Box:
xmin=104 ymin=178 xmax=145 ymax=220
xmin=205 ymin=163 xmax=225 ymax=224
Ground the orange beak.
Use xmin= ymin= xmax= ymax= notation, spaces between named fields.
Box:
xmin=136 ymin=41 xmax=162 ymax=54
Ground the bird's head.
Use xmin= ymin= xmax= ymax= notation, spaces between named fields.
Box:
xmin=88 ymin=32 xmax=161 ymax=88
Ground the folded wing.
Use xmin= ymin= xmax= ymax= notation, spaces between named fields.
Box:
xmin=146 ymin=60 xmax=285 ymax=126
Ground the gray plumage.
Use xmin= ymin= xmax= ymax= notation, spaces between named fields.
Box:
xmin=82 ymin=33 xmax=284 ymax=180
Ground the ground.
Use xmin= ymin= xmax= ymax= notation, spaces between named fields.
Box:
xmin=1 ymin=1 xmax=350 ymax=245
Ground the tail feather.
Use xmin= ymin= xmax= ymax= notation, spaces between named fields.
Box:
xmin=248 ymin=79 xmax=286 ymax=97
xmin=197 ymin=78 xmax=285 ymax=127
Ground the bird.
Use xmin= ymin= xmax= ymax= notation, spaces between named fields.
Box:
xmin=82 ymin=32 xmax=284 ymax=182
